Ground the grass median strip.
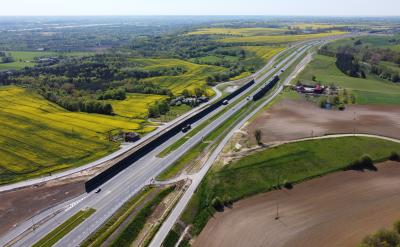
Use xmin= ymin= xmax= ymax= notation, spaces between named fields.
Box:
xmin=33 ymin=208 xmax=96 ymax=247
xmin=80 ymin=187 xmax=156 ymax=247
xmin=110 ymin=186 xmax=175 ymax=247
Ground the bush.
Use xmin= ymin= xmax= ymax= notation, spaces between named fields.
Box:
xmin=162 ymin=230 xmax=180 ymax=247
xmin=284 ymin=181 xmax=293 ymax=190
xmin=360 ymin=229 xmax=400 ymax=247
xmin=389 ymin=152 xmax=400 ymax=161
xmin=211 ymin=197 xmax=224 ymax=212
xmin=346 ymin=154 xmax=375 ymax=171
xmin=338 ymin=104 xmax=345 ymax=111
xmin=319 ymin=98 xmax=327 ymax=108
xmin=394 ymin=220 xmax=400 ymax=235
xmin=360 ymin=154 xmax=373 ymax=167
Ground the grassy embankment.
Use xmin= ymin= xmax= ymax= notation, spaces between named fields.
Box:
xmin=0 ymin=86 xmax=158 ymax=185
xmin=33 ymin=208 xmax=96 ymax=247
xmin=297 ymin=54 xmax=400 ymax=105
xmin=182 ymin=136 xmax=400 ymax=235
xmin=110 ymin=186 xmax=175 ymax=247
xmin=80 ymin=187 xmax=156 ymax=247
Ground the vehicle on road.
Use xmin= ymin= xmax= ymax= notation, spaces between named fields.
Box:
xmin=182 ymin=124 xmax=192 ymax=133
xmin=222 ymin=100 xmax=229 ymax=105
xmin=95 ymin=188 xmax=102 ymax=193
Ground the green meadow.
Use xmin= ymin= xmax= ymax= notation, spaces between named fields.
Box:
xmin=298 ymin=54 xmax=400 ymax=104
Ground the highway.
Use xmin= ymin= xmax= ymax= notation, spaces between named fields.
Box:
xmin=1 ymin=40 xmax=320 ymax=247
xmin=148 ymin=42 xmax=319 ymax=247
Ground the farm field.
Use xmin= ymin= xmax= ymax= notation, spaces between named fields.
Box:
xmin=245 ymin=99 xmax=400 ymax=145
xmin=195 ymin=161 xmax=400 ymax=247
xmin=186 ymin=27 xmax=288 ymax=36
xmin=0 ymin=51 xmax=92 ymax=70
xmin=297 ymin=54 xmax=400 ymax=104
xmin=183 ymin=136 xmax=400 ymax=235
xmin=220 ymin=31 xmax=348 ymax=44
xmin=0 ymin=86 xmax=154 ymax=185
xmin=106 ymin=93 xmax=167 ymax=118
xmin=131 ymin=58 xmax=226 ymax=95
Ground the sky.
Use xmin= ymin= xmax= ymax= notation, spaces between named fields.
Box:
xmin=1 ymin=0 xmax=399 ymax=16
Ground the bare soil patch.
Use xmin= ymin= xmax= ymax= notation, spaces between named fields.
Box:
xmin=195 ymin=161 xmax=400 ymax=247
xmin=0 ymin=178 xmax=86 ymax=236
xmin=245 ymin=99 xmax=400 ymax=145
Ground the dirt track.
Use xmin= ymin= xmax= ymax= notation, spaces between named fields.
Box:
xmin=195 ymin=161 xmax=400 ymax=247
xmin=246 ymin=99 xmax=400 ymax=144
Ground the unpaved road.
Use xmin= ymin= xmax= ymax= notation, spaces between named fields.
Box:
xmin=246 ymin=99 xmax=400 ymax=144
xmin=195 ymin=161 xmax=400 ymax=247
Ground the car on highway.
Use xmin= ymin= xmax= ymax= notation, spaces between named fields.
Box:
xmin=222 ymin=100 xmax=229 ymax=105
xmin=95 ymin=188 xmax=102 ymax=193
xmin=182 ymin=124 xmax=191 ymax=133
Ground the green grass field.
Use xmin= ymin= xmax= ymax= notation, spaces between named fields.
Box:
xmin=0 ymin=86 xmax=155 ymax=185
xmin=183 ymin=136 xmax=400 ymax=234
xmin=298 ymin=54 xmax=400 ymax=104
xmin=326 ymin=35 xmax=400 ymax=52
xmin=0 ymin=51 xmax=92 ymax=70
xmin=130 ymin=58 xmax=226 ymax=95
xmin=33 ymin=208 xmax=96 ymax=247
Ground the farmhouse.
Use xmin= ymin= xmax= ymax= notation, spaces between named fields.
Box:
xmin=295 ymin=83 xmax=325 ymax=94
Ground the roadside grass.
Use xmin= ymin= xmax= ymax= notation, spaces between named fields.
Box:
xmin=33 ymin=208 xmax=96 ymax=247
xmin=157 ymin=104 xmax=192 ymax=122
xmin=0 ymin=51 xmax=92 ymax=70
xmin=220 ymin=31 xmax=348 ymax=44
xmin=297 ymin=54 xmax=400 ymax=105
xmin=183 ymin=136 xmax=400 ymax=234
xmin=110 ymin=186 xmax=175 ymax=247
xmin=0 ymin=86 xmax=154 ymax=185
xmin=80 ymin=187 xmax=156 ymax=247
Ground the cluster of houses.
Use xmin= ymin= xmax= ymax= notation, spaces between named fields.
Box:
xmin=170 ymin=95 xmax=209 ymax=107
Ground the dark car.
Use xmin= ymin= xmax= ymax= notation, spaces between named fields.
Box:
xmin=95 ymin=188 xmax=102 ymax=193
xmin=182 ymin=124 xmax=191 ymax=133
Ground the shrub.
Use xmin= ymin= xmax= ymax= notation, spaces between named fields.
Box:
xmin=394 ymin=220 xmax=400 ymax=235
xmin=338 ymin=103 xmax=345 ymax=111
xmin=211 ymin=197 xmax=224 ymax=212
xmin=360 ymin=229 xmax=400 ymax=247
xmin=346 ymin=154 xmax=375 ymax=171
xmin=284 ymin=181 xmax=293 ymax=190
xmin=389 ymin=152 xmax=400 ymax=161
xmin=255 ymin=129 xmax=263 ymax=146
xmin=360 ymin=154 xmax=373 ymax=167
